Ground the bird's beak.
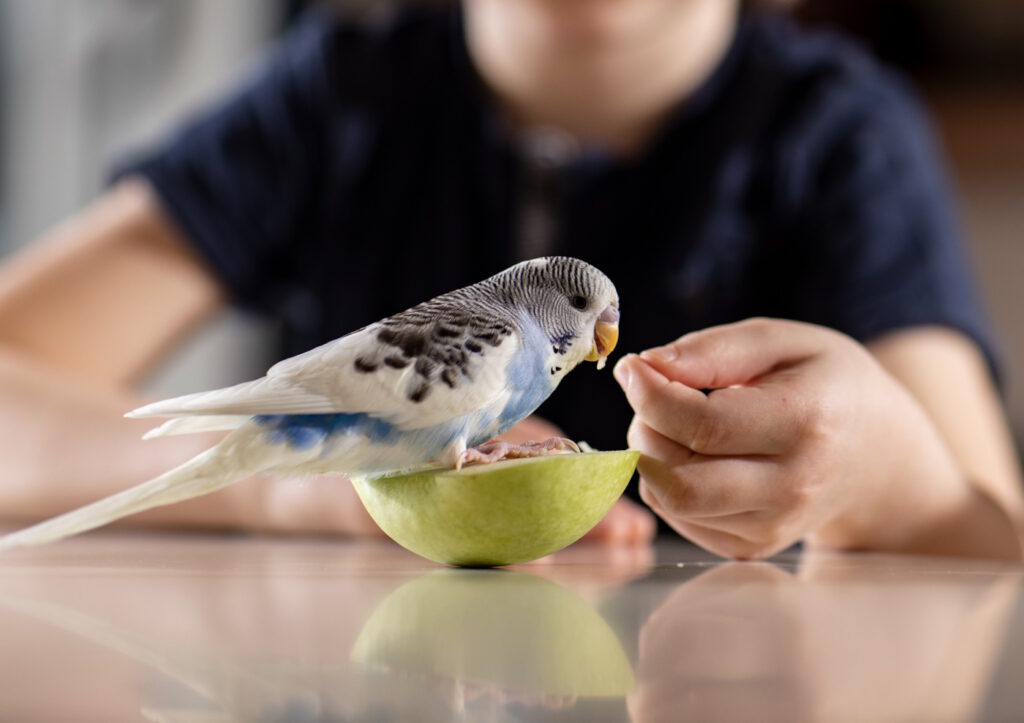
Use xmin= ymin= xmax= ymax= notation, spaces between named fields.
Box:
xmin=585 ymin=305 xmax=619 ymax=369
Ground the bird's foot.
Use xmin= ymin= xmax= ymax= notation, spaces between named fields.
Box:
xmin=455 ymin=437 xmax=581 ymax=469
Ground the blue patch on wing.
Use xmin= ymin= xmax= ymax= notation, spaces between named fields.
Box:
xmin=255 ymin=413 xmax=396 ymax=450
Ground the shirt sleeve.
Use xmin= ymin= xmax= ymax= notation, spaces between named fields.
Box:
xmin=783 ymin=72 xmax=1002 ymax=379
xmin=110 ymin=11 xmax=336 ymax=313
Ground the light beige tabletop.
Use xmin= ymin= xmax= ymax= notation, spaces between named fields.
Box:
xmin=0 ymin=532 xmax=1021 ymax=723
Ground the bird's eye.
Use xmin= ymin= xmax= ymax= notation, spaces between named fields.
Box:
xmin=571 ymin=295 xmax=588 ymax=310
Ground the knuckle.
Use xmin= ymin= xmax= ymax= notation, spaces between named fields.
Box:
xmin=661 ymin=481 xmax=693 ymax=517
xmin=687 ymin=411 xmax=723 ymax=454
xmin=778 ymin=479 xmax=813 ymax=511
xmin=637 ymin=477 xmax=657 ymax=507
xmin=640 ymin=466 xmax=690 ymax=516
xmin=741 ymin=316 xmax=773 ymax=332
xmin=735 ymin=316 xmax=777 ymax=343
xmin=797 ymin=397 xmax=839 ymax=445
xmin=628 ymin=376 xmax=658 ymax=416
xmin=626 ymin=416 xmax=648 ymax=449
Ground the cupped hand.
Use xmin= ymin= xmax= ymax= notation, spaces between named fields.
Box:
xmin=614 ymin=318 xmax=965 ymax=559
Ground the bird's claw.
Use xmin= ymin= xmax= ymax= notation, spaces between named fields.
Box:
xmin=455 ymin=437 xmax=581 ymax=469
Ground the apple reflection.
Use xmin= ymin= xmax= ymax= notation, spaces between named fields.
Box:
xmin=351 ymin=569 xmax=635 ymax=718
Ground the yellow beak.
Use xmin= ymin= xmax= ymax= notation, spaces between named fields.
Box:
xmin=584 ymin=305 xmax=620 ymax=365
xmin=588 ymin=322 xmax=619 ymax=359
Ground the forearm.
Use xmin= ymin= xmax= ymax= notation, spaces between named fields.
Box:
xmin=844 ymin=329 xmax=1024 ymax=561
xmin=0 ymin=180 xmax=272 ymax=530
xmin=0 ymin=180 xmax=223 ymax=386
xmin=811 ymin=389 xmax=1024 ymax=561
xmin=0 ymin=346 xmax=253 ymax=528
xmin=812 ymin=480 xmax=1023 ymax=561
xmin=889 ymin=482 xmax=1024 ymax=561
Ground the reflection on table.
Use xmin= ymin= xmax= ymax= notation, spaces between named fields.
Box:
xmin=0 ymin=533 xmax=1020 ymax=722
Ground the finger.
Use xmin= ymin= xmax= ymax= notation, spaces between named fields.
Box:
xmin=616 ymin=355 xmax=801 ymax=455
xmin=256 ymin=474 xmax=385 ymax=537
xmin=643 ymin=481 xmax=796 ymax=560
xmin=497 ymin=415 xmax=564 ymax=445
xmin=669 ymin=517 xmax=774 ymax=561
xmin=582 ymin=496 xmax=658 ymax=545
xmin=630 ymin=419 xmax=773 ymax=516
xmin=638 ymin=486 xmax=761 ymax=559
xmin=678 ymin=517 xmax=796 ymax=560
xmin=632 ymin=421 xmax=807 ymax=553
xmin=640 ymin=317 xmax=829 ymax=389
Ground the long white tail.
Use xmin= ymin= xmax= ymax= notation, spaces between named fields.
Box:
xmin=0 ymin=446 xmax=241 ymax=552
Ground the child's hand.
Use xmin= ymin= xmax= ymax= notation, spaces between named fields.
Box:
xmin=614 ymin=318 xmax=966 ymax=559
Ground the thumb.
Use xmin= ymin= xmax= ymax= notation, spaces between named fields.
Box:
xmin=639 ymin=318 xmax=828 ymax=389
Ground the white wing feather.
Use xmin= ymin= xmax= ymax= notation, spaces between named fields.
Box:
xmin=128 ymin=322 xmax=522 ymax=430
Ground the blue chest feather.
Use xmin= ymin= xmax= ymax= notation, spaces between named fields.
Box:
xmin=491 ymin=320 xmax=556 ymax=438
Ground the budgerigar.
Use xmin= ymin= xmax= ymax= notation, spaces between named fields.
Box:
xmin=0 ymin=257 xmax=620 ymax=551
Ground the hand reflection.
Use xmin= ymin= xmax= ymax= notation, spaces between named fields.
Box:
xmin=628 ymin=555 xmax=1021 ymax=723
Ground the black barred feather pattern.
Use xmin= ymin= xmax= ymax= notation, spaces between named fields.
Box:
xmin=349 ymin=257 xmax=610 ymax=403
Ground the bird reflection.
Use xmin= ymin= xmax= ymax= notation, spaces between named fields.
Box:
xmin=627 ymin=554 xmax=1023 ymax=723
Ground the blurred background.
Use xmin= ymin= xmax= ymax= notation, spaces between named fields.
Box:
xmin=0 ymin=0 xmax=1021 ymax=447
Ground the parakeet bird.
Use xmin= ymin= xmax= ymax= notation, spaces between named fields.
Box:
xmin=0 ymin=257 xmax=619 ymax=551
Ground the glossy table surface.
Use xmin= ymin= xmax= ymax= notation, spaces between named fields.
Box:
xmin=0 ymin=533 xmax=1022 ymax=722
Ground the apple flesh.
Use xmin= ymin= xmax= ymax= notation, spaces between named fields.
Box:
xmin=351 ymin=450 xmax=640 ymax=567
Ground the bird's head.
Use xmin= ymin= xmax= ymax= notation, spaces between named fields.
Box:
xmin=497 ymin=257 xmax=620 ymax=375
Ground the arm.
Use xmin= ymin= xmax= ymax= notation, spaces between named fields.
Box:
xmin=0 ymin=180 xmax=383 ymax=535
xmin=860 ymin=328 xmax=1024 ymax=556
xmin=0 ymin=180 xmax=224 ymax=522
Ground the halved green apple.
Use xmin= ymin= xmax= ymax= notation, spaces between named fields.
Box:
xmin=351 ymin=450 xmax=640 ymax=567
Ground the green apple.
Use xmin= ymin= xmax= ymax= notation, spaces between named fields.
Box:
xmin=351 ymin=450 xmax=640 ymax=567
xmin=351 ymin=569 xmax=635 ymax=699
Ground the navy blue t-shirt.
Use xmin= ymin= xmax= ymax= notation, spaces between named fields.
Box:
xmin=116 ymin=6 xmax=996 ymax=456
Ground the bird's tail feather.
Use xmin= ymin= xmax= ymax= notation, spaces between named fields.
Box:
xmin=142 ymin=414 xmax=250 ymax=440
xmin=0 ymin=447 xmax=240 ymax=553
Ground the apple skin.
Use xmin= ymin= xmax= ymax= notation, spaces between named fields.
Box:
xmin=351 ymin=450 xmax=640 ymax=567
xmin=352 ymin=569 xmax=635 ymax=699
